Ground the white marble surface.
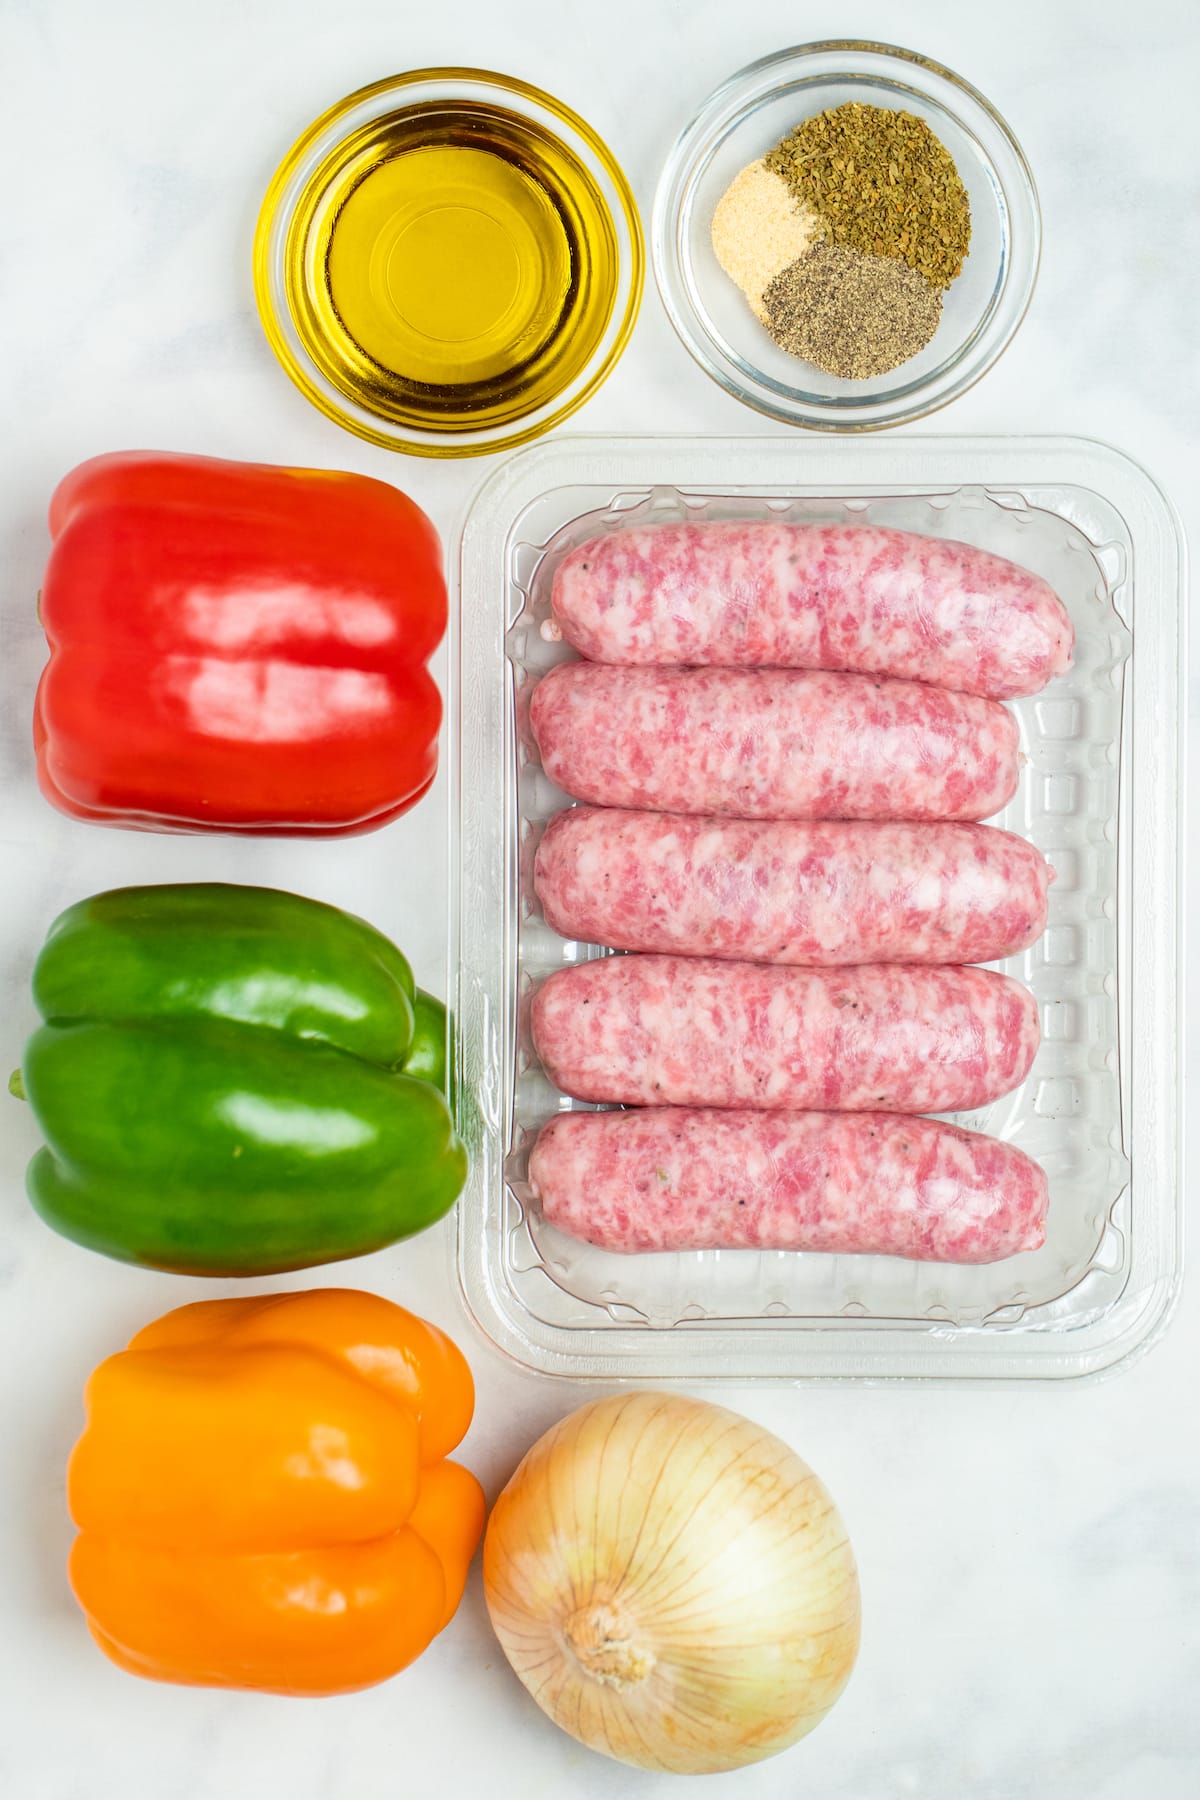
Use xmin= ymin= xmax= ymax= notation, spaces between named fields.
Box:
xmin=1 ymin=2 xmax=1197 ymax=1796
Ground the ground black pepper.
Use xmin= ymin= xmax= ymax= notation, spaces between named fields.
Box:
xmin=761 ymin=242 xmax=943 ymax=380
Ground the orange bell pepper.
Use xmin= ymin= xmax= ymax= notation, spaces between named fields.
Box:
xmin=67 ymin=1289 xmax=485 ymax=1695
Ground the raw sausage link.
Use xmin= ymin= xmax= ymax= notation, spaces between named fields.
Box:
xmin=530 ymin=662 xmax=1021 ymax=822
xmin=533 ymin=808 xmax=1051 ymax=966
xmin=548 ymin=522 xmax=1073 ymax=699
xmin=531 ymin=956 xmax=1040 ymax=1113
xmin=528 ymin=1108 xmax=1047 ymax=1263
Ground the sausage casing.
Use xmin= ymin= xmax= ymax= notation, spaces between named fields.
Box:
xmin=531 ymin=956 xmax=1040 ymax=1113
xmin=528 ymin=1108 xmax=1048 ymax=1263
xmin=534 ymin=808 xmax=1052 ymax=966
xmin=548 ymin=521 xmax=1073 ymax=699
xmin=530 ymin=663 xmax=1021 ymax=822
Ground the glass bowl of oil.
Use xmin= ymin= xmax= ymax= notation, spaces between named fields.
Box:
xmin=254 ymin=70 xmax=643 ymax=458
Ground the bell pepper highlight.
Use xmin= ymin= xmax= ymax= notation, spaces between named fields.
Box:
xmin=67 ymin=1289 xmax=485 ymax=1694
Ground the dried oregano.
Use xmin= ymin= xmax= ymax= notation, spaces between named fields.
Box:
xmin=765 ymin=102 xmax=970 ymax=288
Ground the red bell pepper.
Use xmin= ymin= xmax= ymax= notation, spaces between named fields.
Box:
xmin=34 ymin=452 xmax=447 ymax=835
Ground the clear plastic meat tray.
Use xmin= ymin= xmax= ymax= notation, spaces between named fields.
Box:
xmin=450 ymin=436 xmax=1184 ymax=1381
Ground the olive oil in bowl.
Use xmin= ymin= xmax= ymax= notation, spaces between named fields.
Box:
xmin=255 ymin=72 xmax=643 ymax=456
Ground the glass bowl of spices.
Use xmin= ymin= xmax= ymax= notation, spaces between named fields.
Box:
xmin=254 ymin=69 xmax=643 ymax=457
xmin=653 ymin=41 xmax=1040 ymax=431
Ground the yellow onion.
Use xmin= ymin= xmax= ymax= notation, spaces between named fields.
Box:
xmin=483 ymin=1391 xmax=860 ymax=1775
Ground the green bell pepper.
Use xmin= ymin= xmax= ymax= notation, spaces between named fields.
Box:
xmin=13 ymin=884 xmax=466 ymax=1276
xmin=404 ymin=986 xmax=450 ymax=1094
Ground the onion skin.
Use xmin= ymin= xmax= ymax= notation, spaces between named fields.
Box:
xmin=483 ymin=1392 xmax=861 ymax=1774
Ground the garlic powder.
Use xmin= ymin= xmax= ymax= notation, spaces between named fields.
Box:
xmin=710 ymin=163 xmax=824 ymax=320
